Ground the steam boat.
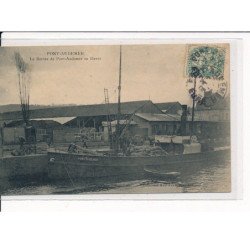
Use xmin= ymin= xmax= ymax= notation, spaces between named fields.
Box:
xmin=47 ymin=143 xmax=230 ymax=180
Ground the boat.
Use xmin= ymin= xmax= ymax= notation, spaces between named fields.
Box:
xmin=47 ymin=46 xmax=230 ymax=181
xmin=47 ymin=145 xmax=230 ymax=180
xmin=144 ymin=168 xmax=180 ymax=180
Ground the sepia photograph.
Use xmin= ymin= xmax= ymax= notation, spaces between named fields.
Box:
xmin=0 ymin=43 xmax=231 ymax=195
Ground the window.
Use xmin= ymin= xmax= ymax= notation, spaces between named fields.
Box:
xmin=165 ymin=124 xmax=168 ymax=131
xmin=173 ymin=124 xmax=177 ymax=133
xmin=152 ymin=124 xmax=159 ymax=134
xmin=36 ymin=129 xmax=46 ymax=135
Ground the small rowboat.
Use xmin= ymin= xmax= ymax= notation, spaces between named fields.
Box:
xmin=144 ymin=168 xmax=180 ymax=180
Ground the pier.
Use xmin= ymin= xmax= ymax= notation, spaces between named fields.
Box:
xmin=0 ymin=154 xmax=48 ymax=181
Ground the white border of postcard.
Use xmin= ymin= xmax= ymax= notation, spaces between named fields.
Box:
xmin=0 ymin=32 xmax=244 ymax=201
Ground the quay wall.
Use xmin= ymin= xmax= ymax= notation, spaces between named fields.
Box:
xmin=0 ymin=154 xmax=48 ymax=180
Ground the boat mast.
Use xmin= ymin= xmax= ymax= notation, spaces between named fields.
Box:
xmin=104 ymin=88 xmax=113 ymax=149
xmin=117 ymin=45 xmax=122 ymax=132
xmin=115 ymin=45 xmax=122 ymax=152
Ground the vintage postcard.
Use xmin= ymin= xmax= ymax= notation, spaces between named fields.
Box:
xmin=0 ymin=43 xmax=231 ymax=195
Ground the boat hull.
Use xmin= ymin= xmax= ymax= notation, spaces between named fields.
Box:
xmin=47 ymin=148 xmax=230 ymax=180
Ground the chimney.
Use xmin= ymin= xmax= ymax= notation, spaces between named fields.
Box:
xmin=181 ymin=105 xmax=187 ymax=135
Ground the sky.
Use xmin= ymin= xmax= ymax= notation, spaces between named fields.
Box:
xmin=0 ymin=44 xmax=230 ymax=106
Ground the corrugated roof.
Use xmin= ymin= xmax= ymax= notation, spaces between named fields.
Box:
xmin=155 ymin=102 xmax=182 ymax=113
xmin=102 ymin=120 xmax=137 ymax=126
xmin=5 ymin=119 xmax=62 ymax=128
xmin=136 ymin=111 xmax=229 ymax=122
xmin=32 ymin=117 xmax=76 ymax=124
xmin=187 ymin=110 xmax=229 ymax=122
xmin=135 ymin=113 xmax=180 ymax=122
xmin=0 ymin=100 xmax=162 ymax=121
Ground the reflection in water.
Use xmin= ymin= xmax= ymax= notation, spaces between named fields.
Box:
xmin=0 ymin=160 xmax=231 ymax=195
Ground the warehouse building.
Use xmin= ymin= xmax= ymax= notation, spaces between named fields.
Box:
xmin=0 ymin=100 xmax=163 ymax=144
xmin=0 ymin=100 xmax=230 ymax=144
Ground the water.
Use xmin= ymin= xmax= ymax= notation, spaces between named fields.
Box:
xmin=0 ymin=160 xmax=231 ymax=195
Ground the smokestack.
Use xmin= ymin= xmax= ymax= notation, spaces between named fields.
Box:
xmin=181 ymin=105 xmax=187 ymax=135
xmin=14 ymin=52 xmax=30 ymax=127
